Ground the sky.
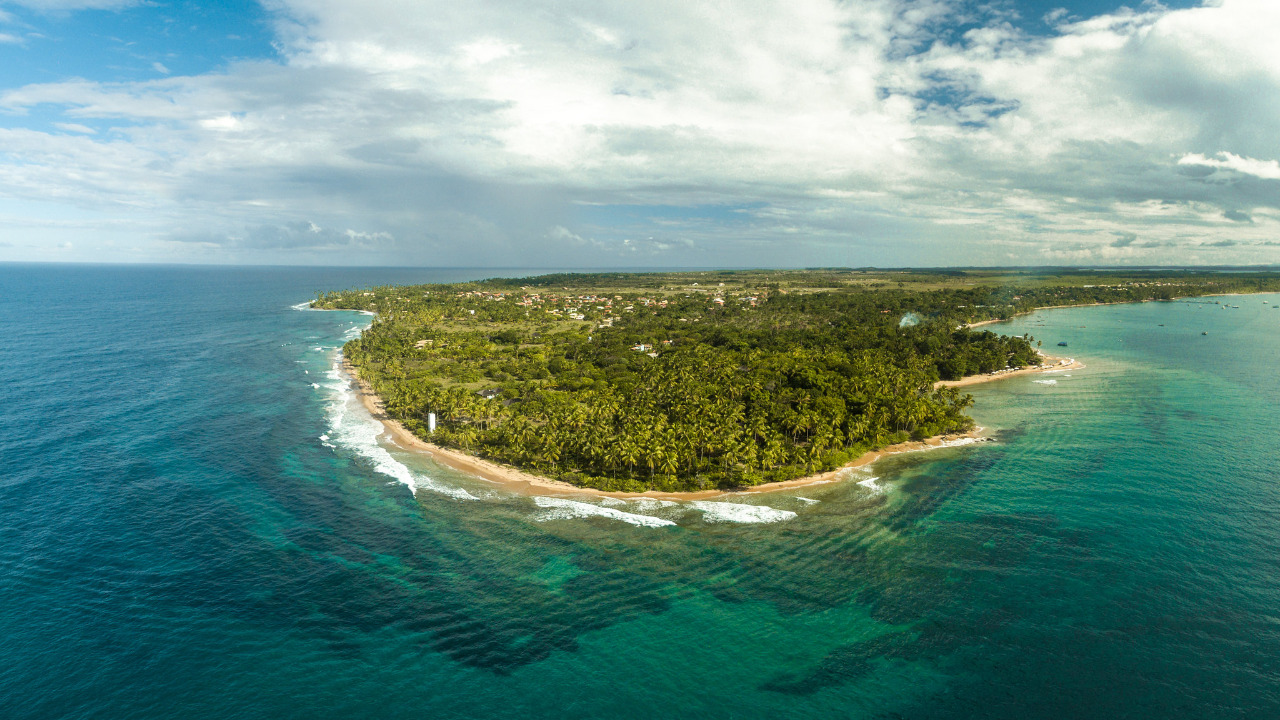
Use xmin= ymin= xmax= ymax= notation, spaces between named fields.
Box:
xmin=0 ymin=0 xmax=1276 ymax=268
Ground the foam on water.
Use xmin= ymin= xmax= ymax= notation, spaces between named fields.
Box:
xmin=795 ymin=496 xmax=820 ymax=505
xmin=289 ymin=300 xmax=313 ymax=311
xmin=936 ymin=436 xmax=984 ymax=448
xmin=688 ymin=500 xmax=797 ymax=523
xmin=630 ymin=498 xmax=680 ymax=511
xmin=532 ymin=496 xmax=676 ymax=527
xmin=857 ymin=476 xmax=882 ymax=492
xmin=324 ymin=357 xmax=477 ymax=501
xmin=1033 ymin=379 xmax=1058 ymax=385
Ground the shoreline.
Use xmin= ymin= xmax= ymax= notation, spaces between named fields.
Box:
xmin=342 ymin=358 xmax=991 ymax=500
xmin=315 ymin=289 xmax=1280 ymax=498
xmin=934 ymin=353 xmax=1085 ymax=389
xmin=961 ymin=291 xmax=1272 ymax=332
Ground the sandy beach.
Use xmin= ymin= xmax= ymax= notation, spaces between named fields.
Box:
xmin=343 ymin=358 xmax=995 ymax=500
xmin=934 ymin=354 xmax=1085 ymax=389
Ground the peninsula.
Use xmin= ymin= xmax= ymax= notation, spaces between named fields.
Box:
xmin=315 ymin=268 xmax=1280 ymax=493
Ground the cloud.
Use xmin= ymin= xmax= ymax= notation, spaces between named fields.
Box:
xmin=1043 ymin=8 xmax=1069 ymax=26
xmin=52 ymin=122 xmax=95 ymax=134
xmin=172 ymin=221 xmax=393 ymax=251
xmin=1178 ymin=152 xmax=1280 ymax=180
xmin=1 ymin=0 xmax=1279 ymax=265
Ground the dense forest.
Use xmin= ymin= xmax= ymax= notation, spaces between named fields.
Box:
xmin=315 ymin=268 xmax=1280 ymax=492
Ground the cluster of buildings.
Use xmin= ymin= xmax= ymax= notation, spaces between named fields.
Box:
xmin=436 ymin=285 xmax=767 ymax=330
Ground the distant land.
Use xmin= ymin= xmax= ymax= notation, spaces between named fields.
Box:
xmin=314 ymin=268 xmax=1280 ymax=492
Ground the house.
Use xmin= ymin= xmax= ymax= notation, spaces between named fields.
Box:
xmin=476 ymin=389 xmax=501 ymax=400
xmin=631 ymin=343 xmax=652 ymax=352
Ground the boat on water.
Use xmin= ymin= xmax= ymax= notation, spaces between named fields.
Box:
xmin=1057 ymin=341 xmax=1068 ymax=346
xmin=1203 ymin=331 xmax=1209 ymax=335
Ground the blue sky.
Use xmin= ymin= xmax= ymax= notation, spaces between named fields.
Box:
xmin=0 ymin=1 xmax=275 ymax=87
xmin=0 ymin=0 xmax=1276 ymax=267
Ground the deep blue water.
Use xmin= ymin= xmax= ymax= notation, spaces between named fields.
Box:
xmin=3 ymin=264 xmax=1280 ymax=718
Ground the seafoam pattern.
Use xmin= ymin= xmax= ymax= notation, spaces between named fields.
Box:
xmin=532 ymin=496 xmax=677 ymax=527
xmin=322 ymin=356 xmax=478 ymax=501
xmin=935 ymin=436 xmax=984 ymax=448
xmin=688 ymin=501 xmax=798 ymax=523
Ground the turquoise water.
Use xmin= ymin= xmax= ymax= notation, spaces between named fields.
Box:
xmin=4 ymin=265 xmax=1280 ymax=718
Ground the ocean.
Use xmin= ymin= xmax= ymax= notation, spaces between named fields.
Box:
xmin=3 ymin=264 xmax=1280 ymax=719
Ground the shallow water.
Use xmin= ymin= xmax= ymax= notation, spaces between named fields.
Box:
xmin=3 ymin=266 xmax=1280 ymax=718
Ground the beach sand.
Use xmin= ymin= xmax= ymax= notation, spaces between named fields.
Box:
xmin=934 ymin=354 xmax=1085 ymax=389
xmin=344 ymin=359 xmax=1001 ymax=500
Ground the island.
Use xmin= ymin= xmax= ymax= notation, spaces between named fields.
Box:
xmin=314 ymin=268 xmax=1280 ymax=493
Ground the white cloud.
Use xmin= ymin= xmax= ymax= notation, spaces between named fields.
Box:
xmin=0 ymin=0 xmax=1278 ymax=265
xmin=52 ymin=122 xmax=95 ymax=133
xmin=1178 ymin=152 xmax=1280 ymax=180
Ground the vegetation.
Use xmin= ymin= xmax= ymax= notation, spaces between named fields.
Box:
xmin=316 ymin=268 xmax=1280 ymax=492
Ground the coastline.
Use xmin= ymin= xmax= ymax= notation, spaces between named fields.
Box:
xmin=342 ymin=357 xmax=992 ymax=500
xmin=961 ymin=291 xmax=1270 ymax=333
xmin=934 ymin=353 xmax=1085 ymax=389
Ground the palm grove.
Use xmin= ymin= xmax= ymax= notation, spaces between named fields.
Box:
xmin=315 ymin=269 xmax=1280 ymax=492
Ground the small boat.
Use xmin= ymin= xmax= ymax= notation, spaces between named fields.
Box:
xmin=1202 ymin=331 xmax=1209 ymax=335
xmin=1057 ymin=341 xmax=1068 ymax=346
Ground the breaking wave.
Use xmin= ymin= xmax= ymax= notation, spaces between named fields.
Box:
xmin=532 ymin=496 xmax=676 ymax=527
xmin=630 ymin=498 xmax=680 ymax=511
xmin=688 ymin=501 xmax=797 ymax=523
xmin=323 ymin=357 xmax=477 ymax=501
xmin=936 ymin=436 xmax=984 ymax=448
